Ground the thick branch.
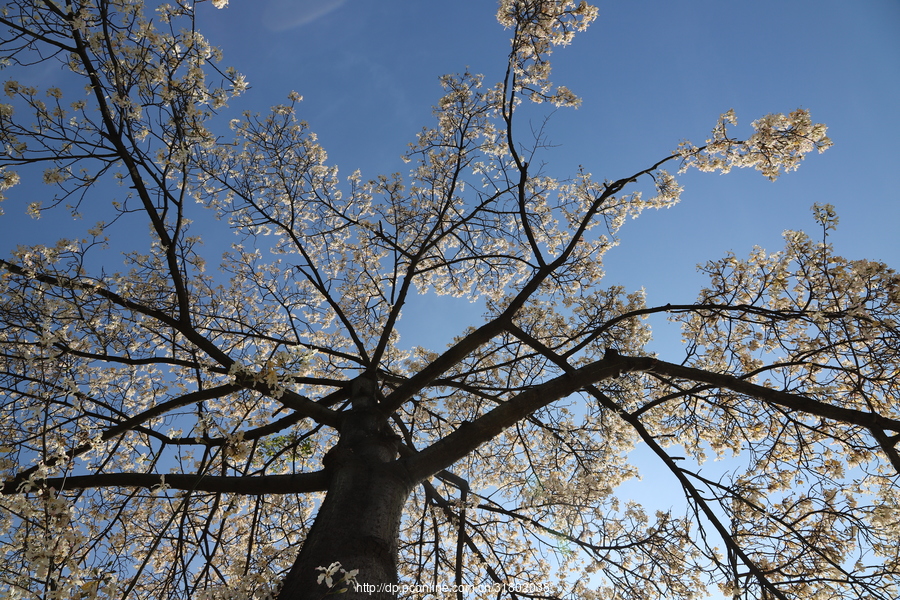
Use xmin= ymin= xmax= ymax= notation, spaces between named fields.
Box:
xmin=0 ymin=258 xmax=232 ymax=366
xmin=402 ymin=357 xmax=633 ymax=483
xmin=649 ymin=359 xmax=900 ymax=434
xmin=2 ymin=470 xmax=328 ymax=496
xmin=648 ymin=358 xmax=900 ymax=472
xmin=1 ymin=383 xmax=242 ymax=489
xmin=503 ymin=329 xmax=793 ymax=599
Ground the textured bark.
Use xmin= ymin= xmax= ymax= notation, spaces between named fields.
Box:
xmin=278 ymin=379 xmax=412 ymax=600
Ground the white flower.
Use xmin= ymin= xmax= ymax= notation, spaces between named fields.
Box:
xmin=314 ymin=562 xmax=357 ymax=590
xmin=42 ymin=168 xmax=67 ymax=184
xmin=315 ymin=562 xmax=342 ymax=588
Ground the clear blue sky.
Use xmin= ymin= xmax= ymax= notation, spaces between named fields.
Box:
xmin=4 ymin=1 xmax=898 ymax=352
xmin=186 ymin=0 xmax=900 ymax=350
xmin=3 ymin=3 xmax=898 ymax=596
xmin=194 ymin=4 xmax=899 ymax=595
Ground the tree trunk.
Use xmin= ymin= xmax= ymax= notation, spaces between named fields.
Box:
xmin=278 ymin=380 xmax=412 ymax=600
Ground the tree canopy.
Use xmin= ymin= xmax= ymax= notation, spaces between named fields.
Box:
xmin=1 ymin=1 xmax=898 ymax=599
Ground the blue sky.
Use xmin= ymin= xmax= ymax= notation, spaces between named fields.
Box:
xmin=5 ymin=0 xmax=898 ymax=350
xmin=185 ymin=0 xmax=900 ymax=351
xmin=192 ymin=3 xmax=899 ymax=593
xmin=2 ymin=2 xmax=898 ymax=596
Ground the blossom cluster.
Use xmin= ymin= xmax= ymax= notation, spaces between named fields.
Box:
xmin=678 ymin=108 xmax=832 ymax=180
xmin=497 ymin=0 xmax=599 ymax=107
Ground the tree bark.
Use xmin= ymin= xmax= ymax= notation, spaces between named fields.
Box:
xmin=278 ymin=379 xmax=412 ymax=600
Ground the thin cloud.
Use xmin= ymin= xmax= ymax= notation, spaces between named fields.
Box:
xmin=261 ymin=0 xmax=348 ymax=32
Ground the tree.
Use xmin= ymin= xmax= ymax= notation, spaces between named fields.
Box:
xmin=1 ymin=0 xmax=897 ymax=599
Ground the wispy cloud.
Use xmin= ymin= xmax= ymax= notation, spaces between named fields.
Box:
xmin=261 ymin=0 xmax=348 ymax=32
